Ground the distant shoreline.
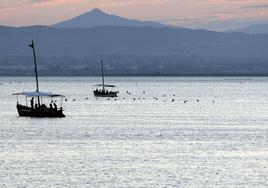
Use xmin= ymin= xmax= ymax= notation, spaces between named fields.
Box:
xmin=1 ymin=74 xmax=268 ymax=77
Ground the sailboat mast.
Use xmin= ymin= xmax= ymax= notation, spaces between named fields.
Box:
xmin=101 ymin=59 xmax=105 ymax=91
xmin=29 ymin=40 xmax=40 ymax=106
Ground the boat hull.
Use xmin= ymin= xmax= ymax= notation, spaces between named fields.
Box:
xmin=94 ymin=91 xmax=118 ymax=98
xmin=17 ymin=104 xmax=65 ymax=118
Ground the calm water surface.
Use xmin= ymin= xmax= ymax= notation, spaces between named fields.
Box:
xmin=0 ymin=77 xmax=267 ymax=187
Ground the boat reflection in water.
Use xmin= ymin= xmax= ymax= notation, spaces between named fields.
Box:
xmin=13 ymin=40 xmax=65 ymax=118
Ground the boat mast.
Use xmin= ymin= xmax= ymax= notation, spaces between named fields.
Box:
xmin=101 ymin=59 xmax=105 ymax=91
xmin=29 ymin=40 xmax=40 ymax=106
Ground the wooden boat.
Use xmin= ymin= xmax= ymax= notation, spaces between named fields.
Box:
xmin=93 ymin=60 xmax=119 ymax=98
xmin=13 ymin=41 xmax=65 ymax=118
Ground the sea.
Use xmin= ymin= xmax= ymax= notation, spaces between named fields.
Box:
xmin=0 ymin=77 xmax=267 ymax=187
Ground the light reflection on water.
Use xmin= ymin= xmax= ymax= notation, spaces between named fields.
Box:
xmin=0 ymin=77 xmax=267 ymax=187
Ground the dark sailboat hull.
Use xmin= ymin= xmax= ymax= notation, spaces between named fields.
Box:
xmin=17 ymin=104 xmax=65 ymax=118
xmin=94 ymin=91 xmax=118 ymax=98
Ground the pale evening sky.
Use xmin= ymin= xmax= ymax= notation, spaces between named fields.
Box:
xmin=0 ymin=0 xmax=268 ymax=30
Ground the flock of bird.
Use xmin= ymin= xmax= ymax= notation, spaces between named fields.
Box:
xmin=0 ymin=82 xmax=216 ymax=104
xmin=62 ymin=90 xmax=216 ymax=104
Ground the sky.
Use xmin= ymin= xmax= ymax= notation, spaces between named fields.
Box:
xmin=0 ymin=0 xmax=268 ymax=31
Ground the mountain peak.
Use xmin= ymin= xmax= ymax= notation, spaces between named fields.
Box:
xmin=53 ymin=8 xmax=167 ymax=28
xmin=89 ymin=8 xmax=106 ymax=15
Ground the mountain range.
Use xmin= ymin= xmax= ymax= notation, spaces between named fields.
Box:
xmin=54 ymin=8 xmax=268 ymax=34
xmin=0 ymin=9 xmax=268 ymax=76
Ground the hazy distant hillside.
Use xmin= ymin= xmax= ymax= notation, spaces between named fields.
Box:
xmin=0 ymin=25 xmax=268 ymax=76
xmin=53 ymin=8 xmax=166 ymax=28
xmin=1 ymin=25 xmax=268 ymax=57
xmin=227 ymin=23 xmax=268 ymax=34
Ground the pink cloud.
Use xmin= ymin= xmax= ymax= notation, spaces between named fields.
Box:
xmin=97 ymin=0 xmax=171 ymax=7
